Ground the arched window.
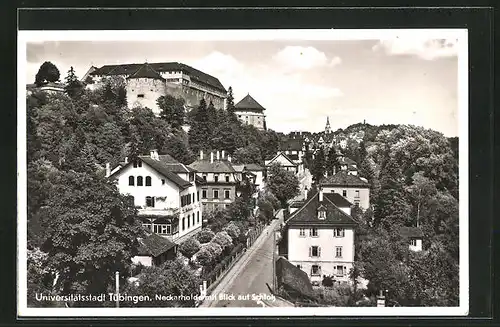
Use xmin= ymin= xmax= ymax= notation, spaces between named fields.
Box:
xmin=145 ymin=176 xmax=152 ymax=186
xmin=197 ymin=212 xmax=200 ymax=224
xmin=128 ymin=176 xmax=135 ymax=186
xmin=187 ymin=214 xmax=191 ymax=228
xmin=182 ymin=217 xmax=185 ymax=231
xmin=137 ymin=176 xmax=143 ymax=186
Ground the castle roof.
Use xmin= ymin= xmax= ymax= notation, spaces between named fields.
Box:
xmin=127 ymin=63 xmax=165 ymax=81
xmin=234 ymin=94 xmax=266 ymax=111
xmin=91 ymin=62 xmax=226 ymax=93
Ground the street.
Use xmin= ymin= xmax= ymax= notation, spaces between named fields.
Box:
xmin=202 ymin=211 xmax=283 ymax=307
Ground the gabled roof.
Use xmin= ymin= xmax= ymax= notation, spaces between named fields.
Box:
xmin=320 ymin=171 xmax=369 ymax=188
xmin=286 ymin=191 xmax=358 ymax=227
xmin=139 ymin=157 xmax=193 ymax=189
xmin=400 ymin=226 xmax=424 ymax=239
xmin=188 ymin=159 xmax=236 ymax=173
xmin=265 ymin=152 xmax=297 ymax=167
xmin=276 ymin=257 xmax=315 ymax=299
xmin=126 ymin=63 xmax=165 ymax=81
xmin=323 ymin=193 xmax=353 ymax=208
xmin=137 ymin=233 xmax=177 ymax=257
xmin=234 ymin=94 xmax=266 ymax=111
xmin=91 ymin=62 xmax=226 ymax=92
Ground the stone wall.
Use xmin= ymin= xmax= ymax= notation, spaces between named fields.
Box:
xmin=126 ymin=78 xmax=167 ymax=115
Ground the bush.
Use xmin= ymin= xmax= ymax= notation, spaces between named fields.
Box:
xmin=179 ymin=237 xmax=201 ymax=261
xmin=205 ymin=242 xmax=223 ymax=258
xmin=223 ymin=222 xmax=241 ymax=239
xmin=212 ymin=231 xmax=233 ymax=250
xmin=195 ymin=247 xmax=214 ymax=267
xmin=322 ymin=275 xmax=334 ymax=287
xmin=196 ymin=228 xmax=215 ymax=244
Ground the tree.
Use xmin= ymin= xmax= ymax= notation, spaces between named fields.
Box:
xmin=35 ymin=61 xmax=60 ymax=86
xmin=212 ymin=231 xmax=233 ymax=251
xmin=226 ymin=86 xmax=235 ymax=112
xmin=266 ymin=163 xmax=300 ymax=208
xmin=205 ymin=209 xmax=229 ymax=233
xmin=64 ymin=66 xmax=84 ymax=98
xmin=188 ymin=99 xmax=210 ymax=153
xmin=157 ymin=95 xmax=186 ymax=129
xmin=226 ymin=196 xmax=252 ymax=221
xmin=161 ymin=135 xmax=194 ymax=164
xmin=405 ymin=171 xmax=437 ymax=228
xmin=27 ymin=247 xmax=56 ymax=307
xmin=223 ymin=222 xmax=241 ymax=240
xmin=179 ymin=237 xmax=201 ymax=262
xmin=233 ymin=144 xmax=262 ymax=164
xmin=122 ymin=259 xmax=200 ymax=307
xmin=39 ymin=170 xmax=142 ymax=301
xmin=196 ymin=228 xmax=215 ymax=244
xmin=311 ymin=147 xmax=326 ymax=183
xmin=325 ymin=148 xmax=339 ymax=177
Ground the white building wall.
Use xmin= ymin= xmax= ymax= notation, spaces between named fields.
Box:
xmin=131 ymin=255 xmax=153 ymax=267
xmin=320 ymin=186 xmax=370 ymax=210
xmin=234 ymin=109 xmax=266 ymax=130
xmin=126 ymin=78 xmax=166 ymax=115
xmin=287 ymin=227 xmax=355 ymax=283
xmin=409 ymin=239 xmax=423 ymax=252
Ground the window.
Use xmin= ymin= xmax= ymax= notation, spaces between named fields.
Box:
xmin=214 ymin=174 xmax=219 ymax=182
xmin=192 ymin=193 xmax=195 ymax=203
xmin=161 ymin=179 xmax=165 ymax=185
xmin=318 ymin=210 xmax=326 ymax=220
xmin=342 ymin=190 xmax=347 ymax=197
xmin=137 ymin=94 xmax=144 ymax=98
xmin=202 ymin=189 xmax=207 ymax=199
xmin=133 ymin=162 xmax=137 ymax=168
xmin=138 ymin=161 xmax=142 ymax=167
xmin=410 ymin=239 xmax=417 ymax=246
xmin=310 ymin=228 xmax=318 ymax=237
xmin=213 ymin=189 xmax=219 ymax=199
xmin=299 ymin=228 xmax=306 ymax=237
xmin=296 ymin=264 xmax=302 ymax=269
xmin=192 ymin=214 xmax=195 ymax=226
xmin=137 ymin=176 xmax=143 ymax=186
xmin=355 ymin=190 xmax=360 ymax=198
xmin=333 ymin=228 xmax=345 ymax=237
xmin=145 ymin=196 xmax=155 ymax=207
xmin=224 ymin=189 xmax=230 ymax=199
xmin=310 ymin=246 xmax=321 ymax=257
xmin=189 ymin=173 xmax=194 ymax=182
xmin=145 ymin=176 xmax=152 ymax=186
xmin=182 ymin=217 xmax=185 ymax=231
xmin=335 ymin=246 xmax=343 ymax=258
xmin=128 ymin=176 xmax=135 ymax=186
xmin=311 ymin=265 xmax=321 ymax=276
xmin=197 ymin=191 xmax=200 ymax=202
xmin=225 ymin=175 xmax=230 ymax=182
xmin=202 ymin=174 xmax=207 ymax=181
xmin=197 ymin=212 xmax=200 ymax=224
xmin=187 ymin=214 xmax=191 ymax=228
xmin=336 ymin=265 xmax=345 ymax=276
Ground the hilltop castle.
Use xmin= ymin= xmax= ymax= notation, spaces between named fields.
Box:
xmin=82 ymin=62 xmax=228 ymax=115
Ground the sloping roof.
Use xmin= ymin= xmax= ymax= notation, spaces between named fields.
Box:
xmin=127 ymin=63 xmax=165 ymax=81
xmin=286 ymin=191 xmax=358 ymax=227
xmin=231 ymin=164 xmax=245 ymax=172
xmin=188 ymin=159 xmax=236 ymax=173
xmin=280 ymin=139 xmax=303 ymax=151
xmin=139 ymin=157 xmax=193 ymax=189
xmin=276 ymin=257 xmax=315 ymax=299
xmin=323 ymin=193 xmax=353 ymax=208
xmin=91 ymin=62 xmax=226 ymax=92
xmin=245 ymin=163 xmax=264 ymax=171
xmin=320 ymin=171 xmax=369 ymax=188
xmin=152 ymin=154 xmax=196 ymax=172
xmin=234 ymin=94 xmax=266 ymax=111
xmin=265 ymin=152 xmax=298 ymax=167
xmin=400 ymin=226 xmax=424 ymax=238
xmin=287 ymin=154 xmax=300 ymax=161
xmin=290 ymin=200 xmax=305 ymax=208
xmin=137 ymin=233 xmax=176 ymax=257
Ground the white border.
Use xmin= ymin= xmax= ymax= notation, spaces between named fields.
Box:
xmin=17 ymin=29 xmax=469 ymax=317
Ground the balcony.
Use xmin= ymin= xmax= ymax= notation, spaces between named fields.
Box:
xmin=138 ymin=207 xmax=177 ymax=216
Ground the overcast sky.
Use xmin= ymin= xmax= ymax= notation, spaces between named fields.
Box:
xmin=25 ymin=36 xmax=460 ymax=136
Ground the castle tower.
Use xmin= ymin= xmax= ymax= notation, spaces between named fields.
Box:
xmin=325 ymin=116 xmax=331 ymax=134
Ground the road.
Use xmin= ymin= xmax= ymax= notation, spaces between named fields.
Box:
xmin=202 ymin=211 xmax=283 ymax=307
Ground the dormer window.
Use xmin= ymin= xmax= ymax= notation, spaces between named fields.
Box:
xmin=318 ymin=210 xmax=326 ymax=220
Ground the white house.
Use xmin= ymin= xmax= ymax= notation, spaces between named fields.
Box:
xmin=319 ymin=171 xmax=370 ymax=210
xmin=243 ymin=163 xmax=266 ymax=191
xmin=108 ymin=150 xmax=204 ymax=244
xmin=265 ymin=152 xmax=301 ymax=175
xmin=400 ymin=226 xmax=424 ymax=252
xmin=282 ymin=189 xmax=358 ymax=285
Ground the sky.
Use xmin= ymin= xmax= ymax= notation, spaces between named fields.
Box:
xmin=24 ymin=33 xmax=461 ymax=136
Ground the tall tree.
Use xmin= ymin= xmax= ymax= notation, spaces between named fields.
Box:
xmin=311 ymin=147 xmax=326 ymax=183
xmin=325 ymin=148 xmax=339 ymax=177
xmin=188 ymin=99 xmax=210 ymax=153
xmin=157 ymin=94 xmax=186 ymax=129
xmin=226 ymin=86 xmax=235 ymax=112
xmin=64 ymin=66 xmax=84 ymax=98
xmin=266 ymin=163 xmax=300 ymax=208
xmin=35 ymin=61 xmax=60 ymax=86
xmin=161 ymin=135 xmax=195 ymax=164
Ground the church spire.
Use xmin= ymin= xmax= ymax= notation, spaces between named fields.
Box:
xmin=325 ymin=116 xmax=331 ymax=134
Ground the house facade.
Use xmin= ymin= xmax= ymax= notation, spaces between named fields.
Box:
xmin=400 ymin=226 xmax=424 ymax=252
xmin=319 ymin=171 xmax=370 ymax=210
xmin=188 ymin=150 xmax=240 ymax=212
xmin=233 ymin=94 xmax=266 ymax=130
xmin=265 ymin=152 xmax=301 ymax=175
xmin=283 ymin=190 xmax=358 ymax=285
xmin=83 ymin=62 xmax=227 ymax=114
xmin=108 ymin=150 xmax=203 ymax=244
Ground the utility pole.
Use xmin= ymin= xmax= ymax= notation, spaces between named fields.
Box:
xmin=115 ymin=271 xmax=120 ymax=308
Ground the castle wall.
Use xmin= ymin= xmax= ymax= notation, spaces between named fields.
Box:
xmin=126 ymin=78 xmax=167 ymax=115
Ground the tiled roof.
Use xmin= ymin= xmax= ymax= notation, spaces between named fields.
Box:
xmin=320 ymin=171 xmax=369 ymax=188
xmin=286 ymin=191 xmax=358 ymax=227
xmin=280 ymin=139 xmax=303 ymax=151
xmin=91 ymin=62 xmax=226 ymax=92
xmin=137 ymin=233 xmax=176 ymax=257
xmin=276 ymin=257 xmax=315 ymax=299
xmin=400 ymin=226 xmax=424 ymax=238
xmin=323 ymin=193 xmax=353 ymax=208
xmin=234 ymin=94 xmax=266 ymax=111
xmin=244 ymin=163 xmax=264 ymax=171
xmin=265 ymin=152 xmax=298 ymax=167
xmin=188 ymin=159 xmax=236 ymax=173
xmin=155 ymin=154 xmax=196 ymax=172
xmin=127 ymin=63 xmax=165 ymax=81
xmin=290 ymin=200 xmax=305 ymax=208
xmin=138 ymin=157 xmax=192 ymax=189
xmin=287 ymin=154 xmax=300 ymax=161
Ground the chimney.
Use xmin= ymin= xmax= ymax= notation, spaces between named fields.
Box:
xmin=105 ymin=162 xmax=111 ymax=177
xmin=222 ymin=150 xmax=225 ymax=159
xmin=124 ymin=157 xmax=128 ymax=163
xmin=200 ymin=150 xmax=204 ymax=160
xmin=210 ymin=152 xmax=214 ymax=163
xmin=217 ymin=150 xmax=220 ymax=161
xmin=150 ymin=149 xmax=159 ymax=161
xmin=319 ymin=188 xmax=323 ymax=202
